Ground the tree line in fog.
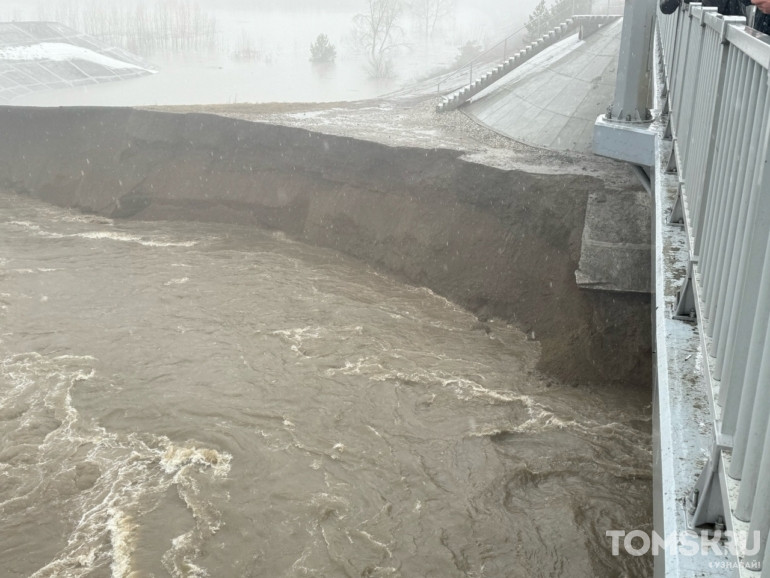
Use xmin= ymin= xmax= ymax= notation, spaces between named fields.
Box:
xmin=31 ymin=0 xmax=461 ymax=78
xmin=526 ymin=0 xmax=624 ymax=39
xmin=18 ymin=0 xmax=565 ymax=80
xmin=37 ymin=0 xmax=219 ymax=54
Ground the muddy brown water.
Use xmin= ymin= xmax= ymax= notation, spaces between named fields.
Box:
xmin=0 ymin=192 xmax=651 ymax=577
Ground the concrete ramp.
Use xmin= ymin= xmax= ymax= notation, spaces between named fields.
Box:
xmin=464 ymin=19 xmax=622 ymax=154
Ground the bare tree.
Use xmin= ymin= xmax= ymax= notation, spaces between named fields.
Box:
xmin=525 ymin=0 xmax=550 ymax=41
xmin=36 ymin=0 xmax=219 ymax=56
xmin=410 ymin=0 xmax=455 ymax=40
xmin=353 ymin=0 xmax=403 ymax=78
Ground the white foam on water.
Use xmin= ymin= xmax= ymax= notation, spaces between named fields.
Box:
xmin=76 ymin=231 xmax=198 ymax=248
xmin=162 ymin=531 xmax=211 ymax=577
xmin=325 ymin=356 xmax=385 ymax=377
xmin=272 ymin=326 xmax=323 ymax=356
xmin=7 ymin=220 xmax=64 ymax=238
xmin=8 ymin=220 xmax=41 ymax=230
xmin=370 ymin=367 xmax=516 ymax=402
xmin=164 ymin=277 xmax=190 ymax=286
xmin=161 ymin=445 xmax=232 ymax=479
xmin=60 ymin=214 xmax=114 ymax=225
xmin=7 ymin=220 xmax=199 ymax=248
xmin=0 ymin=352 xmax=231 ymax=577
xmin=108 ymin=509 xmax=137 ymax=578
xmin=366 ymin=365 xmax=590 ymax=436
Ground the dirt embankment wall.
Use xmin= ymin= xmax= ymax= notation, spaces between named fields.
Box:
xmin=0 ymin=106 xmax=650 ymax=387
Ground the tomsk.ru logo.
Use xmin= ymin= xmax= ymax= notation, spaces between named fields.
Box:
xmin=606 ymin=529 xmax=762 ymax=566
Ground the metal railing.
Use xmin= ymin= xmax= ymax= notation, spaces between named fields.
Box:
xmin=435 ymin=22 xmax=529 ymax=96
xmin=660 ymin=2 xmax=770 ymax=572
xmin=435 ymin=0 xmax=626 ymax=97
xmin=436 ymin=13 xmax=623 ymax=112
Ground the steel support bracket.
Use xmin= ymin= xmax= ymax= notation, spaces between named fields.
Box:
xmin=664 ymin=114 xmax=673 ymax=140
xmin=668 ymin=183 xmax=685 ymax=226
xmin=686 ymin=445 xmax=729 ymax=538
xmin=666 ymin=143 xmax=678 ymax=173
xmin=673 ymin=260 xmax=697 ymax=321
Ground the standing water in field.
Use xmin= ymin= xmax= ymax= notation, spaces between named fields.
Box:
xmin=0 ymin=192 xmax=651 ymax=577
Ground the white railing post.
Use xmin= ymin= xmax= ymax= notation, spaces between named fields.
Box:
xmin=651 ymin=2 xmax=770 ymax=575
xmin=728 ymin=73 xmax=770 ymax=479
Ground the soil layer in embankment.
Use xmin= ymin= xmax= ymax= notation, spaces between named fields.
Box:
xmin=0 ymin=106 xmax=651 ymax=387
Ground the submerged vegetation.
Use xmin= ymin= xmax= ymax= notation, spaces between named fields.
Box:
xmin=18 ymin=0 xmax=552 ymax=83
xmin=310 ymin=33 xmax=337 ymax=63
xmin=37 ymin=0 xmax=219 ymax=55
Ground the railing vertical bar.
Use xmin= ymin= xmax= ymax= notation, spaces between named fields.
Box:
xmin=663 ymin=11 xmax=676 ymax=76
xmin=670 ymin=8 xmax=685 ymax=128
xmin=667 ymin=9 xmax=679 ymax=75
xmin=668 ymin=10 xmax=684 ymax=79
xmin=711 ymin=61 xmax=762 ymax=379
xmin=684 ymin=20 xmax=716 ymax=220
xmin=765 ymin=543 xmax=770 ymax=578
xmin=680 ymin=12 xmax=708 ymax=183
xmin=703 ymin=48 xmax=747 ymax=304
xmin=677 ymin=12 xmax=700 ymax=174
xmin=714 ymin=64 xmax=767 ymax=431
xmin=685 ymin=30 xmax=707 ymax=211
xmin=738 ymin=345 xmax=770 ymax=565
xmin=700 ymin=47 xmax=746 ymax=321
xmin=661 ymin=10 xmax=674 ymax=79
xmin=671 ymin=7 xmax=694 ymax=134
xmin=742 ymin=401 xmax=770 ymax=567
xmin=691 ymin=26 xmax=724 ymax=241
xmin=694 ymin=36 xmax=736 ymax=260
xmin=728 ymin=82 xmax=770 ymax=481
xmin=700 ymin=44 xmax=740 ymax=305
xmin=731 ymin=260 xmax=770 ymax=504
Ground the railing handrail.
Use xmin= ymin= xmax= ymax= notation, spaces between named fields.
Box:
xmin=657 ymin=1 xmax=770 ymax=574
xmin=703 ymin=7 xmax=769 ymax=66
xmin=435 ymin=2 xmax=626 ymax=95
xmin=434 ymin=22 xmax=530 ymax=93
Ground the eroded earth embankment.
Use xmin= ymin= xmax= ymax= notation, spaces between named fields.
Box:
xmin=0 ymin=106 xmax=650 ymax=387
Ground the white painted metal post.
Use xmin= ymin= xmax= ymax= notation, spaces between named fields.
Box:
xmin=607 ymin=0 xmax=656 ymax=122
xmin=692 ymin=17 xmax=744 ymax=254
xmin=676 ymin=8 xmax=705 ymax=176
xmin=701 ymin=50 xmax=746 ymax=321
xmin=728 ymin=78 xmax=770 ymax=478
xmin=742 ymin=402 xmax=770 ymax=568
xmin=711 ymin=62 xmax=763 ymax=380
xmin=734 ymin=319 xmax=770 ymax=520
xmin=593 ymin=0 xmax=657 ymax=165
xmin=714 ymin=69 xmax=769 ymax=432
xmin=695 ymin=42 xmax=740 ymax=267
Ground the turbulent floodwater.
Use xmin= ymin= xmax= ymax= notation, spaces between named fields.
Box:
xmin=0 ymin=192 xmax=652 ymax=577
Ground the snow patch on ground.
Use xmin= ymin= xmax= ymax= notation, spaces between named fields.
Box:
xmin=0 ymin=42 xmax=150 ymax=71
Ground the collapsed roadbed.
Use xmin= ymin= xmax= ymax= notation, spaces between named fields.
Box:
xmin=0 ymin=105 xmax=650 ymax=387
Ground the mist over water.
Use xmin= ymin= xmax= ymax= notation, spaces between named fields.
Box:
xmin=0 ymin=192 xmax=652 ymax=576
xmin=1 ymin=0 xmax=543 ymax=106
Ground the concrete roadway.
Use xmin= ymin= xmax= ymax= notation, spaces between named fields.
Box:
xmin=465 ymin=19 xmax=623 ymax=155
